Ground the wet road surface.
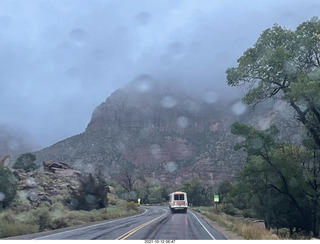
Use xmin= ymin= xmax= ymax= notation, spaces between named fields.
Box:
xmin=10 ymin=206 xmax=227 ymax=240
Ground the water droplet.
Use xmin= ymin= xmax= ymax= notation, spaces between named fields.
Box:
xmin=135 ymin=81 xmax=152 ymax=93
xmin=177 ymin=116 xmax=188 ymax=129
xmin=204 ymin=91 xmax=218 ymax=103
xmin=165 ymin=161 xmax=178 ymax=174
xmin=231 ymin=101 xmax=247 ymax=116
xmin=85 ymin=194 xmax=96 ymax=204
xmin=0 ymin=192 xmax=5 ymax=201
xmin=69 ymin=28 xmax=86 ymax=46
xmin=92 ymin=49 xmax=107 ymax=61
xmin=161 ymin=96 xmax=177 ymax=108
xmin=167 ymin=41 xmax=184 ymax=56
xmin=150 ymin=144 xmax=161 ymax=159
xmin=132 ymin=74 xmax=154 ymax=93
xmin=65 ymin=67 xmax=78 ymax=79
xmin=251 ymin=138 xmax=263 ymax=149
xmin=135 ymin=11 xmax=151 ymax=26
xmin=26 ymin=178 xmax=37 ymax=188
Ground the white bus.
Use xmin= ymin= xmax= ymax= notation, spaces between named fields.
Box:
xmin=169 ymin=191 xmax=188 ymax=213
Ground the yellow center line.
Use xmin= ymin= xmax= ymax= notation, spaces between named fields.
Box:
xmin=115 ymin=210 xmax=168 ymax=240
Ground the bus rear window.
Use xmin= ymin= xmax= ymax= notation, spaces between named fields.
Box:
xmin=174 ymin=194 xmax=185 ymax=200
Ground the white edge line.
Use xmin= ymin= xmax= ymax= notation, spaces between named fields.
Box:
xmin=33 ymin=208 xmax=149 ymax=240
xmin=189 ymin=210 xmax=216 ymax=240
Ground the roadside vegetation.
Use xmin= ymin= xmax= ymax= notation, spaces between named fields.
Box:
xmin=0 ymin=155 xmax=140 ymax=239
xmin=193 ymin=206 xmax=280 ymax=240
xmin=0 ymin=199 xmax=138 ymax=238
xmin=224 ymin=16 xmax=320 ymax=239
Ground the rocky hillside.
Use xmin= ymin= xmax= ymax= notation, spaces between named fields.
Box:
xmin=34 ymin=77 xmax=301 ymax=188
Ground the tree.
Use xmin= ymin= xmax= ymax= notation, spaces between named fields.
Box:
xmin=114 ymin=161 xmax=140 ymax=193
xmin=182 ymin=176 xmax=213 ymax=206
xmin=0 ymin=164 xmax=18 ymax=209
xmin=13 ymin=153 xmax=38 ymax=172
xmin=70 ymin=171 xmax=110 ymax=211
xmin=226 ymin=17 xmax=320 ymax=149
xmin=226 ymin=17 xmax=320 ymax=237
xmin=231 ymin=122 xmax=314 ymax=234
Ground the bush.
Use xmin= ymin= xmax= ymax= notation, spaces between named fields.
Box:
xmin=0 ymin=210 xmax=38 ymax=238
xmin=70 ymin=172 xmax=110 ymax=211
xmin=0 ymin=164 xmax=18 ymax=209
xmin=13 ymin=153 xmax=39 ymax=172
xmin=222 ymin=203 xmax=240 ymax=216
xmin=51 ymin=218 xmax=69 ymax=229
xmin=126 ymin=201 xmax=138 ymax=211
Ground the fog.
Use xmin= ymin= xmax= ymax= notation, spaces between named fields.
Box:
xmin=0 ymin=0 xmax=319 ymax=150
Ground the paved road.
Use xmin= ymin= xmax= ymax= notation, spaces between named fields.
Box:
xmin=30 ymin=206 xmax=226 ymax=240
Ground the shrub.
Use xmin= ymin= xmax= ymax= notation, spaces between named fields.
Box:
xmin=13 ymin=153 xmax=39 ymax=172
xmin=70 ymin=172 xmax=110 ymax=211
xmin=51 ymin=217 xmax=69 ymax=229
xmin=0 ymin=210 xmax=38 ymax=238
xmin=222 ymin=203 xmax=240 ymax=216
xmin=126 ymin=201 xmax=138 ymax=211
xmin=0 ymin=164 xmax=17 ymax=209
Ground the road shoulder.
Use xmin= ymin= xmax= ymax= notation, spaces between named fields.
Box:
xmin=192 ymin=210 xmax=244 ymax=240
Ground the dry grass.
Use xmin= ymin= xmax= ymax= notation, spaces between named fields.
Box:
xmin=193 ymin=206 xmax=280 ymax=240
xmin=0 ymin=199 xmax=139 ymax=238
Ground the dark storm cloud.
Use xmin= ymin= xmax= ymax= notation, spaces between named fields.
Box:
xmin=0 ymin=0 xmax=320 ymax=149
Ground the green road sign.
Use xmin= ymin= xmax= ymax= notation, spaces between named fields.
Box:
xmin=214 ymin=195 xmax=219 ymax=202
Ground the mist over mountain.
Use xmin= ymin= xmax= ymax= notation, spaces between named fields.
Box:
xmin=34 ymin=76 xmax=301 ymax=188
xmin=0 ymin=125 xmax=36 ymax=158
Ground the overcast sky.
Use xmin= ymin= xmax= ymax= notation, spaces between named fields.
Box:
xmin=1 ymin=0 xmax=320 ymax=149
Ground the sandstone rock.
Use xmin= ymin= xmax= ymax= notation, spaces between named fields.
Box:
xmin=43 ymin=161 xmax=73 ymax=170
xmin=43 ymin=161 xmax=81 ymax=177
xmin=26 ymin=191 xmax=52 ymax=206
xmin=53 ymin=168 xmax=81 ymax=177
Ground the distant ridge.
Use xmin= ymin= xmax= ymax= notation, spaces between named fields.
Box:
xmin=35 ymin=76 xmax=301 ymax=188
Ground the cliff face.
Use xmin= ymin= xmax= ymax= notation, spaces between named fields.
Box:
xmin=35 ymin=78 xmax=301 ymax=188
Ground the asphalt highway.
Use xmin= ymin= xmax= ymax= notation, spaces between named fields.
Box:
xmin=27 ymin=206 xmax=226 ymax=240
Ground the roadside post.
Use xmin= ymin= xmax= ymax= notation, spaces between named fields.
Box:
xmin=138 ymin=198 xmax=141 ymax=207
xmin=214 ymin=195 xmax=219 ymax=211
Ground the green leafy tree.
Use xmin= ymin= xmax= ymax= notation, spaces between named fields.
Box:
xmin=0 ymin=164 xmax=18 ymax=209
xmin=226 ymin=17 xmax=320 ymax=149
xmin=226 ymin=17 xmax=320 ymax=237
xmin=182 ymin=176 xmax=213 ymax=206
xmin=231 ymin=122 xmax=313 ymax=234
xmin=13 ymin=153 xmax=38 ymax=172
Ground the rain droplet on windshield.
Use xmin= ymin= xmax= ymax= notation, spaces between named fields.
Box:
xmin=204 ymin=90 xmax=218 ymax=103
xmin=161 ymin=96 xmax=177 ymax=108
xmin=165 ymin=161 xmax=178 ymax=174
xmin=69 ymin=28 xmax=86 ymax=46
xmin=231 ymin=101 xmax=247 ymax=116
xmin=177 ymin=116 xmax=188 ymax=129
xmin=0 ymin=192 xmax=5 ymax=201
xmin=150 ymin=144 xmax=161 ymax=159
xmin=135 ymin=11 xmax=151 ymax=26
xmin=251 ymin=138 xmax=263 ymax=149
xmin=91 ymin=49 xmax=107 ymax=61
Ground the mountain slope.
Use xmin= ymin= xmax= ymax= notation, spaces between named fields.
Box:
xmin=35 ymin=77 xmax=301 ymax=188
